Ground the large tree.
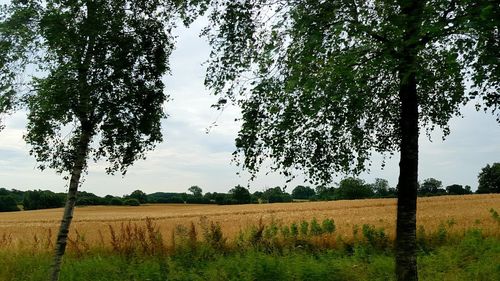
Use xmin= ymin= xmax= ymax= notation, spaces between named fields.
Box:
xmin=202 ymin=0 xmax=499 ymax=280
xmin=1 ymin=0 xmax=183 ymax=280
xmin=477 ymin=162 xmax=500 ymax=193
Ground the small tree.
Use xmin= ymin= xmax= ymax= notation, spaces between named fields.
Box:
xmin=477 ymin=163 xmax=500 ymax=193
xmin=445 ymin=184 xmax=472 ymax=195
xmin=336 ymin=177 xmax=374 ymax=200
xmin=188 ymin=185 xmax=203 ymax=197
xmin=229 ymin=185 xmax=251 ymax=204
xmin=371 ymin=178 xmax=393 ymax=198
xmin=418 ymin=178 xmax=443 ymax=196
xmin=291 ymin=185 xmax=316 ymax=200
xmin=129 ymin=190 xmax=147 ymax=204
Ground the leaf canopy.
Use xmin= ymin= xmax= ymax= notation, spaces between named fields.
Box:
xmin=3 ymin=0 xmax=180 ymax=174
xmin=203 ymin=0 xmax=499 ymax=183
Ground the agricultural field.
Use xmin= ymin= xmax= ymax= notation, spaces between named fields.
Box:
xmin=1 ymin=194 xmax=500 ymax=281
xmin=1 ymin=194 xmax=499 ymax=251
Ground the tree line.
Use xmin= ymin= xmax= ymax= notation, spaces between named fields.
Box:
xmin=2 ymin=162 xmax=498 ymax=212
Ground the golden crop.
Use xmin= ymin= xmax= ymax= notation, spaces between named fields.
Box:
xmin=0 ymin=194 xmax=499 ymax=251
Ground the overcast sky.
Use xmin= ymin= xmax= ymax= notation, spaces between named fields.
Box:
xmin=0 ymin=6 xmax=499 ymax=196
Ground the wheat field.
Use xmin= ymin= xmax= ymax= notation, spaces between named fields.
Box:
xmin=0 ymin=194 xmax=499 ymax=251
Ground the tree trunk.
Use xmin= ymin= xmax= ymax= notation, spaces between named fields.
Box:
xmin=394 ymin=1 xmax=425 ymax=278
xmin=395 ymin=63 xmax=419 ymax=280
xmin=50 ymin=130 xmax=91 ymax=281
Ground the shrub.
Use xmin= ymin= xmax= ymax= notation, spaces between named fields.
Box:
xmin=310 ymin=218 xmax=323 ymax=236
xmin=361 ymin=224 xmax=389 ymax=250
xmin=123 ymin=199 xmax=140 ymax=206
xmin=109 ymin=197 xmax=124 ymax=205
xmin=299 ymin=220 xmax=309 ymax=237
xmin=290 ymin=223 xmax=299 ymax=237
xmin=200 ymin=218 xmax=226 ymax=251
xmin=322 ymin=219 xmax=336 ymax=234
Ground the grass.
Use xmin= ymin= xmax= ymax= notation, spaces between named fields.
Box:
xmin=0 ymin=229 xmax=498 ymax=281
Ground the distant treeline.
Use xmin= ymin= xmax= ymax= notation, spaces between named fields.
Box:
xmin=1 ymin=165 xmax=499 ymax=212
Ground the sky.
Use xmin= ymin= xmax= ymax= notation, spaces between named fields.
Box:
xmin=0 ymin=6 xmax=499 ymax=196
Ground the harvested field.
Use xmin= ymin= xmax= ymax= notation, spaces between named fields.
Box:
xmin=0 ymin=194 xmax=499 ymax=251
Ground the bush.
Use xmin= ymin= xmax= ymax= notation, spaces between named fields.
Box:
xmin=109 ymin=198 xmax=124 ymax=206
xmin=123 ymin=199 xmax=140 ymax=206
xmin=0 ymin=195 xmax=20 ymax=212
xmin=322 ymin=218 xmax=336 ymax=234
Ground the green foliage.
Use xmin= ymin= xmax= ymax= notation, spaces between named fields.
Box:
xmin=321 ymin=218 xmax=336 ymax=234
xmin=0 ymin=195 xmax=20 ymax=212
xmin=261 ymin=187 xmax=292 ymax=203
xmin=109 ymin=197 xmax=123 ymax=206
xmin=2 ymin=228 xmax=500 ymax=281
xmin=419 ymin=178 xmax=445 ymax=196
xmin=128 ymin=190 xmax=147 ymax=204
xmin=445 ymin=184 xmax=472 ymax=195
xmin=188 ymin=186 xmax=203 ymax=197
xmin=1 ymin=0 xmax=179 ymax=177
xmin=229 ymin=185 xmax=251 ymax=204
xmin=299 ymin=220 xmax=309 ymax=237
xmin=477 ymin=163 xmax=500 ymax=193
xmin=200 ymin=217 xmax=226 ymax=251
xmin=22 ymin=189 xmax=64 ymax=210
xmin=309 ymin=218 xmax=323 ymax=236
xmin=361 ymin=224 xmax=389 ymax=250
xmin=123 ymin=198 xmax=140 ymax=206
xmin=76 ymin=191 xmax=107 ymax=206
xmin=336 ymin=177 xmax=374 ymax=200
xmin=291 ymin=185 xmax=315 ymax=200
xmin=489 ymin=208 xmax=500 ymax=225
xmin=147 ymin=192 xmax=185 ymax=204
xmin=202 ymin=0 xmax=499 ymax=184
xmin=370 ymin=178 xmax=396 ymax=198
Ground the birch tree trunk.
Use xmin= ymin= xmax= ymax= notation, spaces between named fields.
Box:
xmin=50 ymin=130 xmax=91 ymax=281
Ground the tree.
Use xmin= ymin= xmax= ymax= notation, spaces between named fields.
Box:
xmin=2 ymin=1 xmax=180 ymax=280
xmin=0 ymin=1 xmax=34 ymax=131
xmin=445 ymin=184 xmax=472 ymax=195
xmin=123 ymin=198 xmax=141 ymax=206
xmin=23 ymin=190 xmax=65 ymax=210
xmin=262 ymin=186 xmax=293 ymax=203
xmin=229 ymin=185 xmax=251 ymax=204
xmin=129 ymin=190 xmax=148 ymax=204
xmin=477 ymin=163 xmax=500 ymax=193
xmin=291 ymin=185 xmax=316 ymax=200
xmin=188 ymin=185 xmax=203 ymax=197
xmin=0 ymin=195 xmax=20 ymax=212
xmin=336 ymin=177 xmax=374 ymax=200
xmin=315 ymin=185 xmax=335 ymax=200
xmin=371 ymin=178 xmax=395 ymax=198
xmin=109 ymin=197 xmax=124 ymax=206
xmin=202 ymin=1 xmax=499 ymax=279
xmin=418 ymin=178 xmax=443 ymax=196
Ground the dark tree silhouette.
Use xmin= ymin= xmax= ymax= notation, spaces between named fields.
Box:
xmin=477 ymin=163 xmax=500 ymax=193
